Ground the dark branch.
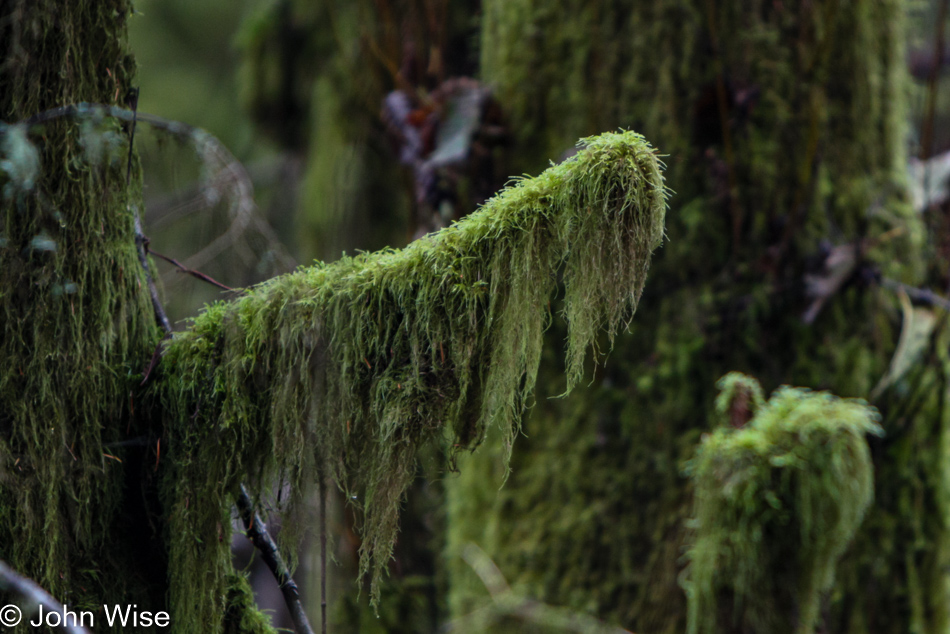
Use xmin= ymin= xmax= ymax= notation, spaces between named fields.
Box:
xmin=117 ymin=92 xmax=172 ymax=335
xmin=0 ymin=559 xmax=91 ymax=634
xmin=148 ymin=249 xmax=235 ymax=292
xmin=124 ymin=88 xmax=139 ymax=189
xmin=880 ymin=276 xmax=950 ymax=312
xmin=319 ymin=474 xmax=328 ymax=634
xmin=235 ymin=486 xmax=315 ymax=634
xmin=25 ymin=103 xmax=204 ymax=139
xmin=134 ymin=210 xmax=172 ymax=334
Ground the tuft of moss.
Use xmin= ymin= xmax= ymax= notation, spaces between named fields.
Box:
xmin=160 ymin=130 xmax=668 ymax=627
xmin=684 ymin=375 xmax=882 ymax=634
xmin=223 ymin=573 xmax=279 ymax=634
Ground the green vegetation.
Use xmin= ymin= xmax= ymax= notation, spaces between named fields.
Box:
xmin=685 ymin=374 xmax=881 ymax=634
xmin=3 ymin=1 xmax=948 ymax=633
xmin=160 ymin=130 xmax=667 ymax=627
xmin=0 ymin=0 xmax=162 ymax=615
xmin=448 ymin=1 xmax=946 ymax=633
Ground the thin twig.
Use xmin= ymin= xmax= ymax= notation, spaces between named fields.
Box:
xmin=319 ymin=473 xmax=328 ymax=634
xmin=148 ymin=249 xmax=235 ymax=292
xmin=119 ymin=92 xmax=171 ymax=335
xmin=140 ymin=335 xmax=170 ymax=386
xmin=880 ymin=276 xmax=950 ymax=312
xmin=134 ymin=212 xmax=172 ymax=333
xmin=0 ymin=559 xmax=91 ymax=634
xmin=125 ymin=88 xmax=139 ymax=189
xmin=235 ymin=486 xmax=315 ymax=634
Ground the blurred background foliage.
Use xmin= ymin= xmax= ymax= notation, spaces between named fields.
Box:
xmin=131 ymin=0 xmax=293 ymax=324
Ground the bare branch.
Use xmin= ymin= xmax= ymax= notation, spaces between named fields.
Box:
xmin=0 ymin=559 xmax=91 ymax=634
xmin=880 ymin=276 xmax=950 ymax=312
xmin=134 ymin=210 xmax=172 ymax=334
xmin=149 ymin=249 xmax=236 ymax=292
xmin=235 ymin=486 xmax=315 ymax=634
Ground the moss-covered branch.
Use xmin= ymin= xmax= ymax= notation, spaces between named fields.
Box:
xmin=160 ymin=130 xmax=667 ymax=628
xmin=684 ymin=374 xmax=882 ymax=634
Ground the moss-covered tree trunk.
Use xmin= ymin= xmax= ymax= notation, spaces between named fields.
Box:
xmin=447 ymin=1 xmax=948 ymax=633
xmin=0 ymin=0 xmax=168 ymax=621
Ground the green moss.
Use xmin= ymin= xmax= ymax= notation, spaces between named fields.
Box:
xmin=684 ymin=376 xmax=881 ymax=634
xmin=713 ymin=371 xmax=766 ymax=427
xmin=223 ymin=573 xmax=278 ymax=634
xmin=0 ymin=0 xmax=166 ymax=618
xmin=160 ymin=130 xmax=667 ymax=627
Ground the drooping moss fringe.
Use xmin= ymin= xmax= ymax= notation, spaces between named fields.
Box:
xmin=160 ymin=130 xmax=667 ymax=626
xmin=684 ymin=374 xmax=882 ymax=634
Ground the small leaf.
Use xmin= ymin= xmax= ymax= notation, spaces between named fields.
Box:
xmin=425 ymin=84 xmax=486 ymax=167
xmin=871 ymin=289 xmax=937 ymax=400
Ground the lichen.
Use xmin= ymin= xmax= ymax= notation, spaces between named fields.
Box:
xmin=160 ymin=130 xmax=668 ymax=627
xmin=683 ymin=375 xmax=881 ymax=634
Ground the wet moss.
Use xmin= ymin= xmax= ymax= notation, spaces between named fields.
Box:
xmin=160 ymin=130 xmax=668 ymax=627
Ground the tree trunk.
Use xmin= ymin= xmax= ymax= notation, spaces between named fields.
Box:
xmin=447 ymin=1 xmax=948 ymax=633
xmin=0 ymin=5 xmax=279 ymax=632
xmin=0 ymin=0 xmax=169 ymax=618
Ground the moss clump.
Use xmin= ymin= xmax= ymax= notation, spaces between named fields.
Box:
xmin=161 ymin=130 xmax=667 ymax=628
xmin=684 ymin=375 xmax=882 ymax=634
